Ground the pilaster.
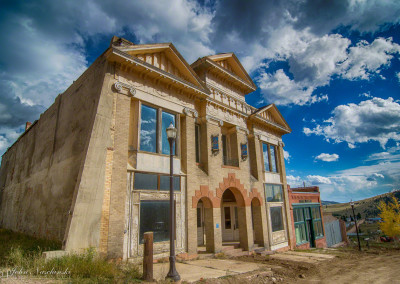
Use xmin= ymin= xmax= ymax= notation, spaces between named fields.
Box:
xmin=107 ymin=93 xmax=131 ymax=258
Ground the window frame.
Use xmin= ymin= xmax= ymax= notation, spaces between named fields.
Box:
xmin=139 ymin=200 xmax=176 ymax=243
xmin=265 ymin=184 xmax=283 ymax=202
xmin=262 ymin=142 xmax=279 ymax=173
xmin=133 ymin=171 xmax=181 ymax=192
xmin=139 ymin=102 xmax=179 ymax=156
xmin=270 ymin=205 xmax=284 ymax=232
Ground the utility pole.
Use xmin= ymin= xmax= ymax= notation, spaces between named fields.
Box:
xmin=350 ymin=200 xmax=361 ymax=251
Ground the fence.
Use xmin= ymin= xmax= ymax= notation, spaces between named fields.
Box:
xmin=324 ymin=219 xmax=343 ymax=247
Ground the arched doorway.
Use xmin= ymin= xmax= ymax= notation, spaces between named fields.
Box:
xmin=196 ymin=197 xmax=214 ymax=252
xmin=221 ymin=189 xmax=239 ymax=241
xmin=251 ymin=197 xmax=264 ymax=245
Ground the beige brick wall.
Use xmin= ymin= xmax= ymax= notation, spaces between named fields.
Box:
xmin=107 ymin=93 xmax=131 ymax=259
xmin=99 ymin=148 xmax=114 ymax=255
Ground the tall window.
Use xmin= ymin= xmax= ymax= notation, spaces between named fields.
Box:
xmin=312 ymin=207 xmax=324 ymax=238
xmin=222 ymin=131 xmax=239 ymax=167
xmin=140 ymin=105 xmax=157 ymax=153
xmin=294 ymin=207 xmax=307 ymax=244
xmin=265 ymin=184 xmax=283 ymax=202
xmin=262 ymin=143 xmax=278 ymax=173
xmin=270 ymin=206 xmax=284 ymax=232
xmin=139 ymin=104 xmax=177 ymax=155
xmin=139 ymin=200 xmax=176 ymax=243
xmin=265 ymin=183 xmax=285 ymax=234
xmin=195 ymin=124 xmax=200 ymax=163
xmin=161 ymin=111 xmax=176 ymax=155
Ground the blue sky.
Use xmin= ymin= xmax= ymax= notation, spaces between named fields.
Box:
xmin=0 ymin=0 xmax=399 ymax=202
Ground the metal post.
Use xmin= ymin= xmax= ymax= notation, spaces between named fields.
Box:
xmin=351 ymin=203 xmax=361 ymax=251
xmin=166 ymin=137 xmax=180 ymax=282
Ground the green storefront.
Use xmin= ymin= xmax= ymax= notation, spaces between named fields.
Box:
xmin=293 ymin=204 xmax=324 ymax=247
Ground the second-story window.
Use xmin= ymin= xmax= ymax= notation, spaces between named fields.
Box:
xmin=140 ymin=105 xmax=157 ymax=153
xmin=161 ymin=111 xmax=176 ymax=155
xmin=262 ymin=143 xmax=279 ymax=173
xmin=139 ymin=104 xmax=177 ymax=155
xmin=222 ymin=132 xmax=239 ymax=167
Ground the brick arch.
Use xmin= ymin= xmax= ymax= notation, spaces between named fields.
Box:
xmin=249 ymin=188 xmax=263 ymax=206
xmin=192 ymin=185 xmax=220 ymax=208
xmin=192 ymin=173 xmax=256 ymax=208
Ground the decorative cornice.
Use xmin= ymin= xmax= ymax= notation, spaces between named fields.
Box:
xmin=183 ymin=107 xmax=198 ymax=118
xmin=205 ymin=115 xmax=224 ymax=126
xmin=207 ymin=84 xmax=254 ymax=113
xmin=114 ymin=81 xmax=136 ymax=96
xmin=110 ymin=48 xmax=209 ymax=96
xmin=236 ymin=126 xmax=249 ymax=135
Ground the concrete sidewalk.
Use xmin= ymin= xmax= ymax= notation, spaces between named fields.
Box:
xmin=153 ymin=258 xmax=271 ymax=282
xmin=269 ymin=251 xmax=336 ymax=264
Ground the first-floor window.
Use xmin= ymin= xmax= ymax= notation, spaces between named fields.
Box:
xmin=295 ymin=223 xmax=307 ymax=244
xmin=314 ymin=220 xmax=323 ymax=237
xmin=134 ymin=172 xmax=180 ymax=191
xmin=312 ymin=206 xmax=324 ymax=238
xmin=140 ymin=200 xmax=169 ymax=243
xmin=270 ymin=206 xmax=284 ymax=232
xmin=265 ymin=184 xmax=283 ymax=202
xmin=294 ymin=207 xmax=308 ymax=244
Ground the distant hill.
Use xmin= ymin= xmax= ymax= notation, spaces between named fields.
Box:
xmin=322 ymin=190 xmax=400 ymax=219
xmin=321 ymin=200 xmax=340 ymax=205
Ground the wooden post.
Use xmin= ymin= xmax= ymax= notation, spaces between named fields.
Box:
xmin=143 ymin=232 xmax=153 ymax=282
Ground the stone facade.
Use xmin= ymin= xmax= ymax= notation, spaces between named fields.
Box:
xmin=0 ymin=36 xmax=293 ymax=259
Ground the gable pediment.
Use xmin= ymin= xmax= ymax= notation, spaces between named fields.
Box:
xmin=119 ymin=43 xmax=206 ymax=90
xmin=207 ymin=53 xmax=256 ymax=89
xmin=251 ymin=104 xmax=291 ymax=133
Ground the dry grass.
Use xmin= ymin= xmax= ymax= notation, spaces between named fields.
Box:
xmin=0 ymin=228 xmax=142 ymax=282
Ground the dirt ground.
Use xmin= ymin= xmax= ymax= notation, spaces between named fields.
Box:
xmin=197 ymin=248 xmax=400 ymax=284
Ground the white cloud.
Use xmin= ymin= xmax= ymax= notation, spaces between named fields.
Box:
xmin=315 ymin=153 xmax=339 ymax=162
xmin=303 ymin=97 xmax=400 ymax=148
xmin=339 ymin=37 xmax=400 ymax=80
xmin=396 ymin=72 xmax=400 ymax=82
xmin=256 ymin=33 xmax=399 ymax=106
xmin=367 ymin=145 xmax=400 ymax=162
xmin=0 ymin=0 xmax=215 ymax=158
xmin=307 ymin=175 xmax=332 ymax=185
xmin=286 ymin=175 xmax=303 ymax=187
xmin=0 ymin=128 xmax=24 ymax=155
xmin=257 ymin=69 xmax=328 ymax=106
xmin=283 ymin=150 xmax=290 ymax=162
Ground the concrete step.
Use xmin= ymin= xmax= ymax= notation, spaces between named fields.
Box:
xmin=224 ymin=248 xmax=244 ymax=254
xmin=254 ymin=248 xmax=275 ymax=256
xmin=226 ymin=250 xmax=250 ymax=257
xmin=221 ymin=245 xmax=236 ymax=252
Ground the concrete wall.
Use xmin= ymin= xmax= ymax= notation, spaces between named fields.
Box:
xmin=0 ymin=55 xmax=108 ymax=242
xmin=63 ymin=59 xmax=116 ymax=253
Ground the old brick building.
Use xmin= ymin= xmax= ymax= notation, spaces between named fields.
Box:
xmin=288 ymin=186 xmax=326 ymax=249
xmin=0 ymin=36 xmax=293 ymax=259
